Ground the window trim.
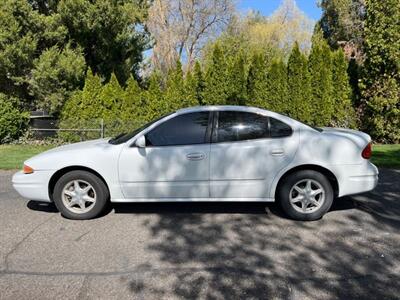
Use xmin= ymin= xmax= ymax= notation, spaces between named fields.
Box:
xmin=143 ymin=111 xmax=212 ymax=148
xmin=211 ymin=111 xmax=293 ymax=144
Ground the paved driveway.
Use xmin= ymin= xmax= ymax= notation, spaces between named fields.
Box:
xmin=0 ymin=169 xmax=399 ymax=299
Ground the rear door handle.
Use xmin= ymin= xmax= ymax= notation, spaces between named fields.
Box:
xmin=186 ymin=152 xmax=205 ymax=161
xmin=270 ymin=149 xmax=284 ymax=156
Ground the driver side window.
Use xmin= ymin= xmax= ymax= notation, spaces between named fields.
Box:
xmin=145 ymin=112 xmax=210 ymax=147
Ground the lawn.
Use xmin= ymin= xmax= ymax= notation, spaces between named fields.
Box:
xmin=0 ymin=144 xmax=54 ymax=170
xmin=0 ymin=143 xmax=399 ymax=170
xmin=372 ymin=144 xmax=400 ymax=169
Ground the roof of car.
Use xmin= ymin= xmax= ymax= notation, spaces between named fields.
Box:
xmin=176 ymin=105 xmax=269 ymax=114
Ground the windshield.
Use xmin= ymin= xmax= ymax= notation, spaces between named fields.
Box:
xmin=108 ymin=113 xmax=174 ymax=145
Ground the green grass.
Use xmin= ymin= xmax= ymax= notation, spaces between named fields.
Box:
xmin=0 ymin=143 xmax=399 ymax=170
xmin=372 ymin=144 xmax=400 ymax=169
xmin=0 ymin=144 xmax=55 ymax=170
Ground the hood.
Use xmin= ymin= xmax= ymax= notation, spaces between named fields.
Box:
xmin=24 ymin=138 xmax=113 ymax=169
xmin=37 ymin=138 xmax=110 ymax=156
xmin=321 ymin=127 xmax=371 ymax=148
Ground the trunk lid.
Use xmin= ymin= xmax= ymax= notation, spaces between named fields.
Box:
xmin=320 ymin=127 xmax=371 ymax=149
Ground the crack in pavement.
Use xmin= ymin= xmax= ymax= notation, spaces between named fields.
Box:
xmin=3 ymin=215 xmax=57 ymax=272
xmin=1 ymin=266 xmax=399 ymax=284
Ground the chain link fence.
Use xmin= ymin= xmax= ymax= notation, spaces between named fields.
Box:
xmin=29 ymin=119 xmax=144 ymax=142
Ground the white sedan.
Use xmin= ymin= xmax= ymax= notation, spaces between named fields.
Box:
xmin=12 ymin=106 xmax=378 ymax=220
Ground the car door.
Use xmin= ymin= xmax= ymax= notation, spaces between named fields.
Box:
xmin=210 ymin=111 xmax=298 ymax=199
xmin=118 ymin=111 xmax=212 ymax=200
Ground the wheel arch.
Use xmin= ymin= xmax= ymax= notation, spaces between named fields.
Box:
xmin=48 ymin=166 xmax=110 ymax=202
xmin=273 ymin=164 xmax=339 ymax=199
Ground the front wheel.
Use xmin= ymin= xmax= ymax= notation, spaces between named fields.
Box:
xmin=53 ymin=170 xmax=109 ymax=220
xmin=277 ymin=170 xmax=333 ymax=221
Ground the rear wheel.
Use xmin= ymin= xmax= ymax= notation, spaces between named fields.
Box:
xmin=53 ymin=171 xmax=109 ymax=220
xmin=277 ymin=170 xmax=333 ymax=221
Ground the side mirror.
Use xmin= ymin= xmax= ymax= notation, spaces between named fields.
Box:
xmin=135 ymin=135 xmax=146 ymax=148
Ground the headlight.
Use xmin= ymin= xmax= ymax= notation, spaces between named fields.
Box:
xmin=23 ymin=165 xmax=34 ymax=174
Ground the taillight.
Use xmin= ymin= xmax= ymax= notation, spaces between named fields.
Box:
xmin=362 ymin=143 xmax=372 ymax=159
xmin=23 ymin=165 xmax=34 ymax=174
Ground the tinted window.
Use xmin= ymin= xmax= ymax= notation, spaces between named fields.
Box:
xmin=270 ymin=117 xmax=292 ymax=137
xmin=145 ymin=112 xmax=209 ymax=146
xmin=215 ymin=111 xmax=269 ymax=143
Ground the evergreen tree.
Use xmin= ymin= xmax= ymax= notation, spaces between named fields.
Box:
xmin=121 ymin=76 xmax=145 ymax=127
xmin=193 ymin=61 xmax=205 ymax=105
xmin=59 ymin=69 xmax=104 ymax=141
xmin=143 ymin=72 xmax=166 ymax=121
xmin=265 ymin=59 xmax=288 ymax=113
xmin=331 ymin=49 xmax=355 ymax=127
xmin=185 ymin=61 xmax=204 ymax=106
xmin=202 ymin=44 xmax=229 ymax=105
xmin=29 ymin=45 xmax=86 ymax=115
xmin=287 ymin=43 xmax=312 ymax=123
xmin=100 ymin=73 xmax=124 ymax=123
xmin=361 ymin=0 xmax=400 ymax=142
xmin=247 ymin=53 xmax=267 ymax=108
xmin=164 ymin=60 xmax=187 ymax=111
xmin=226 ymin=51 xmax=247 ymax=105
xmin=308 ymin=34 xmax=334 ymax=126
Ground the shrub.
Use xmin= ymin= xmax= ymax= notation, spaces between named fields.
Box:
xmin=0 ymin=94 xmax=29 ymax=143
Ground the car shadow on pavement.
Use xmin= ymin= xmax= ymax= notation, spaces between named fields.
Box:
xmin=27 ymin=200 xmax=58 ymax=213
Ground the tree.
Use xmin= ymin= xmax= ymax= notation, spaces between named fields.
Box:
xmin=308 ymin=33 xmax=334 ymax=126
xmin=28 ymin=44 xmax=86 ymax=115
xmin=60 ymin=69 xmax=103 ymax=126
xmin=226 ymin=51 xmax=247 ymax=105
xmin=164 ymin=60 xmax=193 ymax=111
xmin=58 ymin=0 xmax=149 ymax=83
xmin=147 ymin=0 xmax=234 ymax=74
xmin=265 ymin=59 xmax=288 ymax=113
xmin=287 ymin=43 xmax=312 ymax=123
xmin=0 ymin=93 xmax=29 ymax=143
xmin=185 ymin=61 xmax=205 ymax=105
xmin=361 ymin=0 xmax=400 ymax=142
xmin=215 ymin=0 xmax=314 ymax=62
xmin=121 ymin=76 xmax=146 ymax=127
xmin=246 ymin=53 xmax=268 ymax=108
xmin=0 ymin=0 xmax=67 ymax=106
xmin=143 ymin=72 xmax=166 ymax=121
xmin=331 ymin=49 xmax=355 ymax=127
xmin=202 ymin=44 xmax=229 ymax=105
xmin=317 ymin=0 xmax=365 ymax=62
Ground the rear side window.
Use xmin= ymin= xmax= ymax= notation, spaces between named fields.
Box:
xmin=145 ymin=112 xmax=209 ymax=146
xmin=270 ymin=117 xmax=292 ymax=137
xmin=214 ymin=111 xmax=269 ymax=143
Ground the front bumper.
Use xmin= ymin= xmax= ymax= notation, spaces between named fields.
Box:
xmin=12 ymin=170 xmax=55 ymax=202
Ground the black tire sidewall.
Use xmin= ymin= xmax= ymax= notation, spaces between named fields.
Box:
xmin=278 ymin=170 xmax=334 ymax=221
xmin=53 ymin=170 xmax=109 ymax=220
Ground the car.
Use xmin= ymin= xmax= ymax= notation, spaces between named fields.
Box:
xmin=12 ymin=106 xmax=378 ymax=221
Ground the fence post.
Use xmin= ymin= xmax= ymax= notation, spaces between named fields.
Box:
xmin=100 ymin=119 xmax=104 ymax=138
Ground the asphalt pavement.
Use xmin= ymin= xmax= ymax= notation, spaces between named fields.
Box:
xmin=0 ymin=168 xmax=399 ymax=299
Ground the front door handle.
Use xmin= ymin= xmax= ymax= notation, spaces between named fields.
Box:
xmin=270 ymin=149 xmax=284 ymax=156
xmin=186 ymin=152 xmax=205 ymax=161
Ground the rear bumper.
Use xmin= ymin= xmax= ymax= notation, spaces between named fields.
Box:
xmin=12 ymin=170 xmax=54 ymax=202
xmin=333 ymin=162 xmax=379 ymax=197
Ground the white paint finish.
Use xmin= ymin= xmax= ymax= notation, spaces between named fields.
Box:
xmin=12 ymin=170 xmax=54 ymax=201
xmin=118 ymin=144 xmax=211 ymax=198
xmin=12 ymin=106 xmax=379 ymax=204
xmin=13 ymin=138 xmax=126 ymax=201
xmin=210 ymin=132 xmax=298 ymax=198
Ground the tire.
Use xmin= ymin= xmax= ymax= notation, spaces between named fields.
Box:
xmin=277 ymin=170 xmax=333 ymax=221
xmin=53 ymin=170 xmax=109 ymax=220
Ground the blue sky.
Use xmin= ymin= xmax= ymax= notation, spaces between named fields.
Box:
xmin=238 ymin=0 xmax=322 ymax=20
